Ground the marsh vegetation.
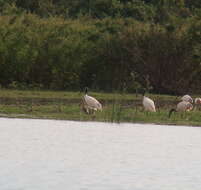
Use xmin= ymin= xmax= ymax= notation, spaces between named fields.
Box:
xmin=0 ymin=1 xmax=200 ymax=95
xmin=0 ymin=89 xmax=200 ymax=126
xmin=0 ymin=2 xmax=200 ymax=125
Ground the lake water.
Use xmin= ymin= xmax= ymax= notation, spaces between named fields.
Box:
xmin=0 ymin=118 xmax=201 ymax=190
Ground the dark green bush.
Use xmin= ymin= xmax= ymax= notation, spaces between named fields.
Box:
xmin=0 ymin=4 xmax=200 ymax=94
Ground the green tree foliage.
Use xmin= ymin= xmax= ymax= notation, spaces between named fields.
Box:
xmin=0 ymin=1 xmax=200 ymax=94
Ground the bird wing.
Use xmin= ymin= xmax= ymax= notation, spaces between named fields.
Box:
xmin=143 ymin=97 xmax=156 ymax=112
xmin=177 ymin=101 xmax=193 ymax=112
xmin=84 ymin=95 xmax=102 ymax=110
xmin=177 ymin=101 xmax=187 ymax=111
xmin=181 ymin=95 xmax=193 ymax=103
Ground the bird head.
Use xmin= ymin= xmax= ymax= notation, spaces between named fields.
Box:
xmin=140 ymin=89 xmax=146 ymax=96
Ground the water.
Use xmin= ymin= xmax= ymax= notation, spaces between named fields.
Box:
xmin=0 ymin=118 xmax=201 ymax=190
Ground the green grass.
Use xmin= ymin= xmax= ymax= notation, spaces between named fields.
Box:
xmin=0 ymin=89 xmax=200 ymax=126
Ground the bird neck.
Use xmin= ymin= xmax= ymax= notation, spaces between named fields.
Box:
xmin=84 ymin=87 xmax=88 ymax=95
xmin=141 ymin=90 xmax=145 ymax=97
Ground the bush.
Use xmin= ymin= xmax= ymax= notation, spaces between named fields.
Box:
xmin=0 ymin=8 xmax=200 ymax=94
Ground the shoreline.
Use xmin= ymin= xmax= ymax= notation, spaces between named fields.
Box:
xmin=0 ymin=112 xmax=200 ymax=127
xmin=0 ymin=89 xmax=200 ymax=127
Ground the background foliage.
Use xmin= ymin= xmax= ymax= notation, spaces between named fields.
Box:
xmin=0 ymin=0 xmax=200 ymax=94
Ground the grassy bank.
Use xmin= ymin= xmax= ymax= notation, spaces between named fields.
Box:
xmin=0 ymin=89 xmax=200 ymax=126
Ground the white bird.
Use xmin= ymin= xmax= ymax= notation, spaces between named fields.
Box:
xmin=194 ymin=97 xmax=201 ymax=111
xmin=142 ymin=91 xmax=156 ymax=112
xmin=169 ymin=101 xmax=193 ymax=118
xmin=82 ymin=87 xmax=102 ymax=114
xmin=181 ymin=94 xmax=193 ymax=103
xmin=195 ymin=98 xmax=201 ymax=105
xmin=79 ymin=99 xmax=91 ymax=114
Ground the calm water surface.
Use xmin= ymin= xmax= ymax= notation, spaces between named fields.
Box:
xmin=0 ymin=118 xmax=201 ymax=190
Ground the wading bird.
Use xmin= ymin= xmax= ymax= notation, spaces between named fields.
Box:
xmin=142 ymin=90 xmax=156 ymax=112
xmin=82 ymin=87 xmax=102 ymax=114
xmin=79 ymin=99 xmax=91 ymax=114
xmin=194 ymin=97 xmax=201 ymax=111
xmin=195 ymin=98 xmax=201 ymax=105
xmin=181 ymin=95 xmax=193 ymax=103
xmin=169 ymin=101 xmax=193 ymax=118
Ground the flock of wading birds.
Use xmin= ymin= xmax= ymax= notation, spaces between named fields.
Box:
xmin=80 ymin=87 xmax=201 ymax=118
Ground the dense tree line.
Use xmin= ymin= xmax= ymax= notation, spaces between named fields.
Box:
xmin=0 ymin=1 xmax=200 ymax=94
